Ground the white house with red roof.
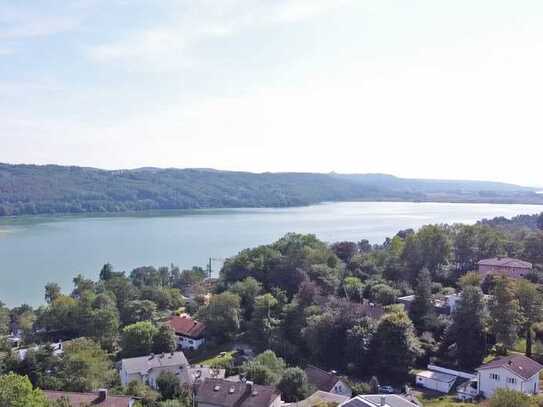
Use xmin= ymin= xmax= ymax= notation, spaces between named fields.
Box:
xmin=167 ymin=314 xmax=207 ymax=350
xmin=476 ymin=355 xmax=543 ymax=398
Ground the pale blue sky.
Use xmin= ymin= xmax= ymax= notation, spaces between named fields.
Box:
xmin=1 ymin=1 xmax=543 ymax=186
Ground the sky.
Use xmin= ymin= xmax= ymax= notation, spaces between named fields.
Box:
xmin=1 ymin=1 xmax=543 ymax=187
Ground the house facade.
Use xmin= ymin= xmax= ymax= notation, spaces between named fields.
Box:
xmin=120 ymin=352 xmax=189 ymax=388
xmin=304 ymin=366 xmax=353 ymax=397
xmin=167 ymin=315 xmax=206 ymax=350
xmin=476 ymin=355 xmax=543 ymax=398
xmin=478 ymin=257 xmax=532 ymax=279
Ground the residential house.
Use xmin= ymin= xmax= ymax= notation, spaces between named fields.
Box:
xmin=476 ymin=355 xmax=543 ymax=398
xmin=167 ymin=315 xmax=207 ymax=350
xmin=339 ymin=394 xmax=418 ymax=407
xmin=478 ymin=257 xmax=532 ymax=279
xmin=44 ymin=389 xmax=135 ymax=407
xmin=194 ymin=378 xmax=281 ymax=407
xmin=304 ymin=366 xmax=353 ymax=397
xmin=119 ymin=351 xmax=189 ymax=388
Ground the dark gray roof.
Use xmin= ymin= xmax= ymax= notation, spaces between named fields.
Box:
xmin=478 ymin=355 xmax=543 ymax=380
xmin=121 ymin=352 xmax=188 ymax=374
xmin=195 ymin=378 xmax=280 ymax=407
xmin=304 ymin=366 xmax=340 ymax=392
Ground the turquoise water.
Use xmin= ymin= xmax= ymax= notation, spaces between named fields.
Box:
xmin=0 ymin=201 xmax=541 ymax=307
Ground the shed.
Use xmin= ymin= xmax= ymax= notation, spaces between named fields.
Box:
xmin=415 ymin=370 xmax=456 ymax=393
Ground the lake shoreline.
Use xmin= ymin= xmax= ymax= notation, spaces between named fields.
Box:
xmin=1 ymin=197 xmax=542 ymax=223
xmin=1 ymin=201 xmax=542 ymax=307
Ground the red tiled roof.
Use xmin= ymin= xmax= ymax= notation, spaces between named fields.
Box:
xmin=478 ymin=355 xmax=543 ymax=380
xmin=44 ymin=390 xmax=132 ymax=407
xmin=478 ymin=257 xmax=532 ymax=269
xmin=168 ymin=315 xmax=206 ymax=338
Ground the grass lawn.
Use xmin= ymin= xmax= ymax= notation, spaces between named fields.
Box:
xmin=187 ymin=342 xmax=238 ymax=367
xmin=414 ymin=390 xmax=485 ymax=407
xmin=194 ymin=350 xmax=236 ymax=366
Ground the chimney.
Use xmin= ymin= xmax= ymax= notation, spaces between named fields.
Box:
xmin=97 ymin=389 xmax=108 ymax=402
xmin=246 ymin=381 xmax=254 ymax=394
xmin=380 ymin=396 xmax=386 ymax=407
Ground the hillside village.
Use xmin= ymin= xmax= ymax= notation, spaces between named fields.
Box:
xmin=2 ymin=213 xmax=543 ymax=406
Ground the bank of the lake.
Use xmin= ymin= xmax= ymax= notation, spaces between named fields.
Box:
xmin=0 ymin=201 xmax=542 ymax=307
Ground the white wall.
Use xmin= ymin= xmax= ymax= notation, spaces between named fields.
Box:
xmin=121 ymin=365 xmax=185 ymax=388
xmin=332 ymin=380 xmax=353 ymax=397
xmin=478 ymin=367 xmax=539 ymax=398
xmin=415 ymin=376 xmax=452 ymax=393
xmin=179 ymin=335 xmax=205 ymax=350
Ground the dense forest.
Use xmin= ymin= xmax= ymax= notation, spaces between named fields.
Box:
xmin=0 ymin=163 xmax=542 ymax=216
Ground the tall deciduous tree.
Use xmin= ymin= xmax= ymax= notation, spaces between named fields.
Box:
xmin=277 ymin=368 xmax=312 ymax=402
xmin=156 ymin=372 xmax=181 ymax=400
xmin=410 ymin=268 xmax=434 ymax=331
xmin=55 ymin=338 xmax=116 ymax=392
xmin=250 ymin=294 xmax=279 ymax=349
xmin=445 ymin=286 xmax=487 ymax=370
xmin=489 ymin=277 xmax=520 ymax=350
xmin=369 ymin=310 xmax=421 ymax=379
xmin=515 ymin=279 xmax=543 ymax=357
xmin=197 ymin=292 xmax=241 ymax=342
xmin=44 ymin=283 xmax=61 ymax=304
xmin=121 ymin=321 xmax=158 ymax=358
xmin=229 ymin=277 xmax=262 ymax=320
xmin=153 ymin=325 xmax=177 ymax=354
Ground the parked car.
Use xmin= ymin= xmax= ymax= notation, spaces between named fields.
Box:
xmin=378 ymin=385 xmax=395 ymax=394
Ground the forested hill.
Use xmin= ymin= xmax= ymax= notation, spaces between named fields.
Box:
xmin=0 ymin=163 xmax=541 ymax=216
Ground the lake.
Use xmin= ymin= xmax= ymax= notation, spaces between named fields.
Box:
xmin=0 ymin=201 xmax=542 ymax=307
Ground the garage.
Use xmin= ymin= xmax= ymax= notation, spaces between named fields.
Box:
xmin=416 ymin=370 xmax=457 ymax=393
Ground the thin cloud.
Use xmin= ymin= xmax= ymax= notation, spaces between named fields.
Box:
xmin=0 ymin=4 xmax=81 ymax=40
xmin=86 ymin=0 xmax=353 ymax=70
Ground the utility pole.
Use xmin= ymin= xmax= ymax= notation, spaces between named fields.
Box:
xmin=207 ymin=257 xmax=225 ymax=278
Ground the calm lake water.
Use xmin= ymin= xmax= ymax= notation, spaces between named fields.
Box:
xmin=1 ymin=201 xmax=542 ymax=307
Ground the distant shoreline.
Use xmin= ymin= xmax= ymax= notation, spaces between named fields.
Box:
xmin=1 ymin=163 xmax=542 ymax=218
xmin=0 ymin=199 xmax=542 ymax=223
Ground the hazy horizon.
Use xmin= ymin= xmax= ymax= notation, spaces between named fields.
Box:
xmin=2 ymin=1 xmax=543 ymax=185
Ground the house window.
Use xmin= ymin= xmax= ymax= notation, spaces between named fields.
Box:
xmin=506 ymin=377 xmax=517 ymax=384
xmin=489 ymin=373 xmax=500 ymax=381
